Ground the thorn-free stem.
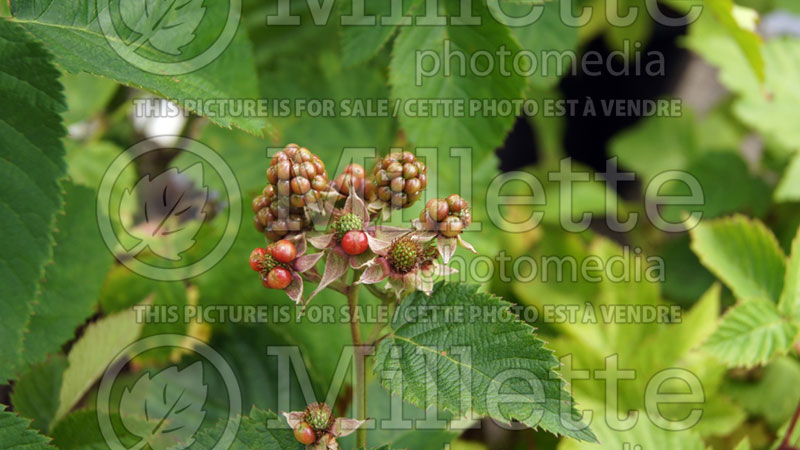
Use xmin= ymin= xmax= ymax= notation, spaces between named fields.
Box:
xmin=348 ymin=268 xmax=367 ymax=448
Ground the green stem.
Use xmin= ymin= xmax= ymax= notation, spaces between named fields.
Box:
xmin=347 ymin=269 xmax=367 ymax=448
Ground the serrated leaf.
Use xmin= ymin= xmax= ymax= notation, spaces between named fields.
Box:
xmin=704 ymin=299 xmax=798 ymax=367
xmin=0 ymin=405 xmax=56 ymax=449
xmin=121 ymin=362 xmax=207 ymax=449
xmin=190 ymin=407 xmax=303 ymax=449
xmin=374 ymin=282 xmax=596 ymax=442
xmin=778 ymin=227 xmax=800 ymax=320
xmin=52 ymin=307 xmax=145 ymax=427
xmin=11 ymin=356 xmax=67 ymax=432
xmin=389 ymin=0 xmax=525 ymax=156
xmin=340 ymin=0 xmax=422 ymax=66
xmin=690 ymin=215 xmax=786 ymax=303
xmin=0 ymin=19 xmax=66 ymax=382
xmin=120 ymin=0 xmax=206 ymax=56
xmin=10 ymin=0 xmax=266 ymax=135
xmin=22 ymin=182 xmax=114 ymax=367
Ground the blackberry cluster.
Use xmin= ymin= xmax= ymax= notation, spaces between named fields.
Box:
xmin=419 ymin=194 xmax=472 ymax=237
xmin=253 ymin=144 xmax=330 ymax=240
xmin=332 ymin=163 xmax=376 ymax=202
xmin=373 ymin=151 xmax=426 ymax=209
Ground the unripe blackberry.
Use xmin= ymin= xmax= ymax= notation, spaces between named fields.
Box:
xmin=254 ymin=144 xmax=329 ymax=240
xmin=304 ymin=402 xmax=333 ymax=432
xmin=373 ymin=152 xmax=426 ymax=209
xmin=331 ymin=213 xmax=363 ymax=241
xmin=332 ymin=163 xmax=375 ymax=201
xmin=418 ymin=194 xmax=471 ymax=237
xmin=388 ymin=237 xmax=422 ymax=273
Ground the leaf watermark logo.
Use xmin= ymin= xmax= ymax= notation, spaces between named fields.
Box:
xmin=120 ymin=363 xmax=207 ymax=449
xmin=97 ymin=137 xmax=241 ymax=281
xmin=97 ymin=0 xmax=242 ymax=75
xmin=97 ymin=334 xmax=241 ymax=450
xmin=120 ymin=0 xmax=207 ymax=56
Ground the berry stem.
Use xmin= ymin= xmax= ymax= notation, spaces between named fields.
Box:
xmin=779 ymin=400 xmax=800 ymax=450
xmin=347 ymin=268 xmax=368 ymax=449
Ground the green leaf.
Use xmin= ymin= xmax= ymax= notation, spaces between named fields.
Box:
xmin=558 ymin=410 xmax=705 ymax=450
xmin=685 ymin=14 xmax=800 ymax=150
xmin=120 ymin=0 xmax=206 ymax=56
xmin=734 ymin=38 xmax=800 ymax=151
xmin=10 ymin=1 xmax=266 ymax=136
xmin=0 ymin=405 xmax=55 ymax=449
xmin=610 ymin=114 xmax=700 ymax=184
xmin=705 ymin=0 xmax=764 ymax=82
xmin=502 ymin=1 xmax=579 ymax=89
xmin=60 ymin=72 xmax=118 ymax=125
xmin=49 ymin=410 xmax=143 ymax=450
xmin=775 ymin=153 xmax=800 ymax=202
xmin=778 ymin=227 xmax=800 ymax=320
xmin=340 ymin=0 xmax=422 ymax=66
xmin=723 ymin=356 xmax=800 ymax=429
xmin=389 ymin=0 xmax=525 ymax=155
xmin=659 ymin=152 xmax=770 ymax=221
xmin=52 ymin=307 xmax=145 ymax=427
xmin=0 ymin=19 xmax=66 ymax=382
xmin=190 ymin=407 xmax=303 ymax=449
xmin=374 ymin=282 xmax=596 ymax=442
xmin=22 ymin=182 xmax=114 ymax=367
xmin=703 ymin=299 xmax=798 ymax=367
xmin=690 ymin=215 xmax=786 ymax=303
xmin=10 ymin=356 xmax=67 ymax=433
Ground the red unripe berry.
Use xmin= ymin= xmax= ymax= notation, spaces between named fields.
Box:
xmin=293 ymin=422 xmax=316 ymax=445
xmin=426 ymin=198 xmax=449 ymax=222
xmin=341 ymin=230 xmax=369 ymax=256
xmin=249 ymin=248 xmax=267 ymax=271
xmin=272 ymin=239 xmax=297 ymax=263
xmin=440 ymin=215 xmax=464 ymax=238
xmin=266 ymin=267 xmax=292 ymax=289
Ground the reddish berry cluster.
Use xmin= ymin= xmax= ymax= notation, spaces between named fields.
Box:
xmin=420 ymin=194 xmax=471 ymax=237
xmin=253 ymin=144 xmax=330 ymax=241
xmin=332 ymin=163 xmax=376 ymax=202
xmin=249 ymin=240 xmax=297 ymax=290
xmin=373 ymin=151 xmax=426 ymax=209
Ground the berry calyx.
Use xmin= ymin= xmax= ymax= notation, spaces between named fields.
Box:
xmin=265 ymin=267 xmax=292 ymax=290
xmin=304 ymin=402 xmax=333 ymax=431
xmin=293 ymin=422 xmax=316 ymax=445
xmin=342 ymin=230 xmax=369 ymax=255
xmin=332 ymin=213 xmax=363 ymax=241
xmin=249 ymin=248 xmax=267 ymax=271
xmin=271 ymin=239 xmax=297 ymax=264
xmin=388 ymin=237 xmax=422 ymax=273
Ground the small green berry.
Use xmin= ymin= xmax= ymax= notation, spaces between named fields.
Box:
xmin=332 ymin=213 xmax=364 ymax=241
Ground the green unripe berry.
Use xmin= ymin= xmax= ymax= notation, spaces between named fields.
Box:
xmin=332 ymin=213 xmax=363 ymax=241
xmin=389 ymin=238 xmax=421 ymax=273
xmin=304 ymin=402 xmax=333 ymax=431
